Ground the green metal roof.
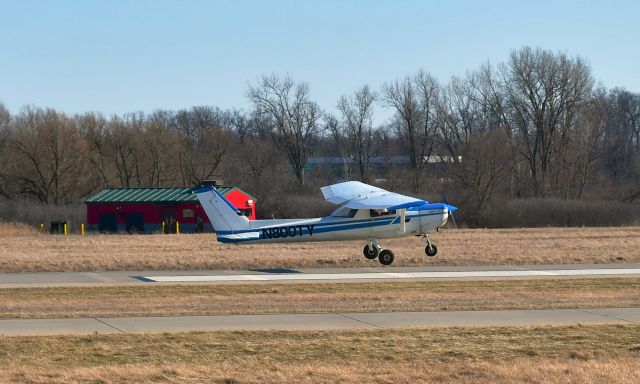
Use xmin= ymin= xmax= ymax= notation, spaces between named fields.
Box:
xmin=86 ymin=187 xmax=255 ymax=204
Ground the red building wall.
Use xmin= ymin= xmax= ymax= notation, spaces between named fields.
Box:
xmin=86 ymin=202 xmax=211 ymax=226
xmin=86 ymin=189 xmax=255 ymax=233
xmin=223 ymin=189 xmax=256 ymax=219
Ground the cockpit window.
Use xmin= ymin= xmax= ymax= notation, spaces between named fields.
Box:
xmin=369 ymin=208 xmax=396 ymax=217
xmin=331 ymin=207 xmax=358 ymax=218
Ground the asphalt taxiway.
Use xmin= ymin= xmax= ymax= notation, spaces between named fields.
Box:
xmin=1 ymin=307 xmax=638 ymax=336
xmin=2 ymin=263 xmax=638 ymax=336
xmin=0 ymin=263 xmax=639 ymax=287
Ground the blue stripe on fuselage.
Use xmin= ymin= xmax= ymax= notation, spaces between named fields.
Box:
xmin=216 ymin=210 xmax=444 ymax=235
xmin=215 ymin=216 xmax=395 ymax=235
xmin=215 ymin=211 xmax=444 ymax=243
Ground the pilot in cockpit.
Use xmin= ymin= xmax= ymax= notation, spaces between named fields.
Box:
xmin=370 ymin=208 xmax=388 ymax=217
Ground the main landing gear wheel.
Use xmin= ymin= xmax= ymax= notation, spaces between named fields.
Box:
xmin=425 ymin=244 xmax=438 ymax=257
xmin=363 ymin=245 xmax=379 ymax=259
xmin=378 ymin=249 xmax=395 ymax=265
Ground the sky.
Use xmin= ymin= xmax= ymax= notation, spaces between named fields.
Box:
xmin=1 ymin=0 xmax=639 ymax=123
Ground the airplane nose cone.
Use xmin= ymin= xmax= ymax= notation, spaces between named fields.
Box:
xmin=445 ymin=204 xmax=458 ymax=212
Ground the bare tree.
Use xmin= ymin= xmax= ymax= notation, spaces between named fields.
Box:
xmin=557 ymin=89 xmax=606 ymax=199
xmin=438 ymin=74 xmax=510 ymax=217
xmin=141 ymin=112 xmax=181 ymax=187
xmin=337 ymin=85 xmax=376 ymax=182
xmin=76 ymin=112 xmax=110 ymax=189
xmin=457 ymin=130 xmax=511 ymax=223
xmin=9 ymin=108 xmax=93 ymax=204
xmin=229 ymin=111 xmax=280 ymax=188
xmin=248 ymin=74 xmax=323 ymax=185
xmin=498 ymin=47 xmax=594 ymax=196
xmin=382 ymin=70 xmax=440 ymax=192
xmin=107 ymin=112 xmax=144 ymax=188
xmin=0 ymin=104 xmax=9 ymax=131
xmin=0 ymin=103 xmax=12 ymax=198
xmin=323 ymin=113 xmax=352 ymax=180
xmin=324 ymin=113 xmax=341 ymax=154
xmin=602 ymin=88 xmax=640 ymax=183
xmin=173 ymin=106 xmax=231 ymax=187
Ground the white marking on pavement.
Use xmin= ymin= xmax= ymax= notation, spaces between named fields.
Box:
xmin=144 ymin=268 xmax=640 ymax=282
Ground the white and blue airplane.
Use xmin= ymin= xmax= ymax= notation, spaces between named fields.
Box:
xmin=193 ymin=181 xmax=457 ymax=265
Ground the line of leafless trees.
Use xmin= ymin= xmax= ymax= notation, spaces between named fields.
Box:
xmin=1 ymin=47 xmax=639 ymax=226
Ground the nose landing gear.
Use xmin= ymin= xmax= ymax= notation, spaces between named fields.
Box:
xmin=425 ymin=244 xmax=438 ymax=257
xmin=423 ymin=234 xmax=438 ymax=257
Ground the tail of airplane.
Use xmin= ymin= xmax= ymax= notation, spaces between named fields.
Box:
xmin=193 ymin=186 xmax=250 ymax=233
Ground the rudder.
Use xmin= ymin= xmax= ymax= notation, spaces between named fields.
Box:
xmin=193 ymin=186 xmax=250 ymax=233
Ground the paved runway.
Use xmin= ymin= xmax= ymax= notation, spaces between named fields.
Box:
xmin=1 ymin=307 xmax=638 ymax=336
xmin=144 ymin=267 xmax=640 ymax=282
xmin=0 ymin=263 xmax=638 ymax=287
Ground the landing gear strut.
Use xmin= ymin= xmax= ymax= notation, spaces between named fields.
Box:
xmin=364 ymin=239 xmax=394 ymax=265
xmin=423 ymin=235 xmax=438 ymax=257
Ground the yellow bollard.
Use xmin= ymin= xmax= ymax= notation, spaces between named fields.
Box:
xmin=176 ymin=221 xmax=180 ymax=235
xmin=40 ymin=223 xmax=44 ymax=233
xmin=162 ymin=221 xmax=165 ymax=234
xmin=81 ymin=223 xmax=85 ymax=236
xmin=64 ymin=223 xmax=67 ymax=236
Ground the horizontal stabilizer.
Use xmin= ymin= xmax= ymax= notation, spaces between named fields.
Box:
xmin=216 ymin=231 xmax=261 ymax=244
xmin=218 ymin=232 xmax=260 ymax=240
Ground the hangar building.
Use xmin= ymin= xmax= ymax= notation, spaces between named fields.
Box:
xmin=85 ymin=184 xmax=256 ymax=233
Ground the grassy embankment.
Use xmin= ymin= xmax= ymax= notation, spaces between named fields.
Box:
xmin=1 ymin=325 xmax=639 ymax=383
xmin=1 ymin=225 xmax=639 ymax=272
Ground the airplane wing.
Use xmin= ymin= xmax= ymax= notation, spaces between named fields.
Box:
xmin=320 ymin=181 xmax=427 ymax=209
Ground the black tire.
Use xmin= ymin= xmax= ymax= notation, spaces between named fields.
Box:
xmin=378 ymin=249 xmax=395 ymax=265
xmin=363 ymin=245 xmax=379 ymax=259
xmin=425 ymin=244 xmax=438 ymax=257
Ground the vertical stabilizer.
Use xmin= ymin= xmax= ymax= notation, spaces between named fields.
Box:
xmin=193 ymin=186 xmax=250 ymax=233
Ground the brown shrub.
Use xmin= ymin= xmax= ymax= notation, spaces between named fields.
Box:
xmin=0 ymin=198 xmax=85 ymax=231
xmin=476 ymin=198 xmax=640 ymax=228
xmin=0 ymin=221 xmax=40 ymax=236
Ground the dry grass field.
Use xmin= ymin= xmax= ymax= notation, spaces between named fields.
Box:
xmin=1 ymin=325 xmax=639 ymax=383
xmin=1 ymin=278 xmax=638 ymax=319
xmin=1 ymin=225 xmax=639 ymax=272
xmin=2 ymin=222 xmax=639 ymax=383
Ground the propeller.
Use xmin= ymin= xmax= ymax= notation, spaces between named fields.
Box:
xmin=444 ymin=202 xmax=458 ymax=229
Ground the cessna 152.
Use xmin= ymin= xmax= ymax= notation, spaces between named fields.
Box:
xmin=194 ymin=181 xmax=457 ymax=265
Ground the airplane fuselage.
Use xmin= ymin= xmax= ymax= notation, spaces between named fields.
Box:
xmin=215 ymin=206 xmax=449 ymax=244
xmin=194 ymin=182 xmax=457 ymax=265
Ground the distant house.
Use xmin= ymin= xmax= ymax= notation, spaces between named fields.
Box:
xmin=306 ymin=155 xmax=462 ymax=178
xmin=85 ymin=184 xmax=256 ymax=233
xmin=307 ymin=155 xmax=462 ymax=166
